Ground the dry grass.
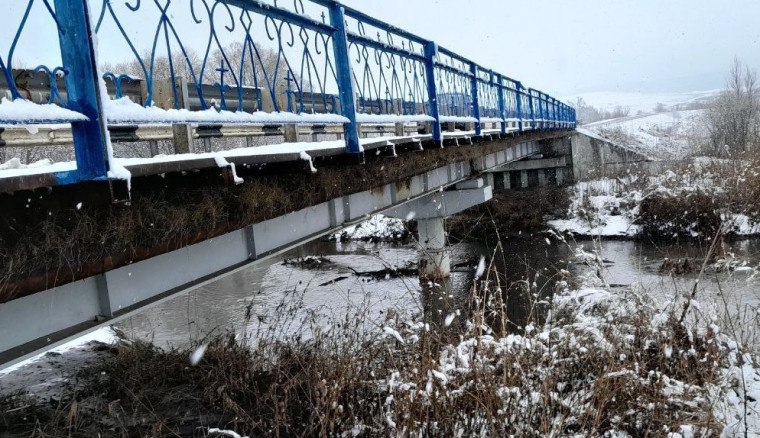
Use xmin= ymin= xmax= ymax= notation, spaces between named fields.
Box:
xmin=448 ymin=186 xmax=571 ymax=242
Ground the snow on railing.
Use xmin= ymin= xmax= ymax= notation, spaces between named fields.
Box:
xmin=0 ymin=0 xmax=576 ymax=189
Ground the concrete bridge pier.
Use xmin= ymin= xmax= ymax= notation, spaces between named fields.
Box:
xmin=384 ymin=178 xmax=492 ymax=279
xmin=417 ymin=217 xmax=450 ymax=278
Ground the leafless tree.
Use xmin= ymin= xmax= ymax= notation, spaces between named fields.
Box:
xmin=102 ymin=44 xmax=303 ymax=111
xmin=704 ymin=57 xmax=760 ymax=156
xmin=101 ymin=48 xmax=201 ymax=83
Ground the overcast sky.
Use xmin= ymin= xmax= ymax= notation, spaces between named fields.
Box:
xmin=340 ymin=0 xmax=760 ymax=96
xmin=7 ymin=0 xmax=760 ymax=98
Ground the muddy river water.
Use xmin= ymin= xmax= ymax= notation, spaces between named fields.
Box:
xmin=117 ymin=236 xmax=760 ymax=347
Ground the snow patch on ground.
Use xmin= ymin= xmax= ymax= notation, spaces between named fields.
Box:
xmin=0 ymin=327 xmax=116 ymax=375
xmin=549 ymin=159 xmax=760 ymax=238
xmin=548 ymin=179 xmax=641 ymax=237
xmin=333 ymin=214 xmax=407 ymax=241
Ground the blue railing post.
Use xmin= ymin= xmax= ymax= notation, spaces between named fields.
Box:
xmin=527 ymin=89 xmax=535 ymax=130
xmin=549 ymin=97 xmax=555 ymax=129
xmin=495 ymin=73 xmax=506 ymax=135
xmin=327 ymin=3 xmax=361 ymax=154
xmin=55 ymin=0 xmax=110 ymax=181
xmin=516 ymin=81 xmax=524 ymax=132
xmin=469 ymin=63 xmax=481 ymax=136
xmin=548 ymin=95 xmax=553 ymax=128
xmin=538 ymin=92 xmax=546 ymax=130
xmin=423 ymin=42 xmax=442 ymax=145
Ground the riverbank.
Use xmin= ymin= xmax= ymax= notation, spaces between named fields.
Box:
xmin=549 ymin=157 xmax=760 ymax=240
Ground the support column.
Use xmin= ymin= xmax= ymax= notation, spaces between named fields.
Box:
xmin=556 ymin=167 xmax=565 ymax=186
xmin=384 ymin=179 xmax=492 ymax=280
xmin=417 ymin=218 xmax=450 ymax=279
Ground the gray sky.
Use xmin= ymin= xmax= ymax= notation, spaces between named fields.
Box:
xmin=341 ymin=0 xmax=760 ymax=96
xmin=7 ymin=0 xmax=760 ymax=97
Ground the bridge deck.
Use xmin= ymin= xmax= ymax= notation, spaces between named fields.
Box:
xmin=0 ymin=127 xmax=531 ymax=193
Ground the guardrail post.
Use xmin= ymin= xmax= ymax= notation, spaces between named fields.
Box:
xmin=328 ymin=3 xmax=361 ymax=154
xmin=423 ymin=42 xmax=442 ymax=146
xmin=55 ymin=0 xmax=109 ymax=181
xmin=495 ymin=73 xmax=506 ymax=135
xmin=469 ymin=63 xmax=481 ymax=136
xmin=394 ymin=122 xmax=405 ymax=137
xmin=172 ymin=77 xmax=194 ymax=154
xmin=516 ymin=81 xmax=524 ymax=132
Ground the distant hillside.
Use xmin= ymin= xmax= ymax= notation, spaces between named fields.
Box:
xmin=563 ymin=90 xmax=720 ymax=115
xmin=561 ymin=90 xmax=721 ymax=160
xmin=583 ymin=110 xmax=705 ymax=160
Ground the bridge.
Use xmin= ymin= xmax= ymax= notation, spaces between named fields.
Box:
xmin=0 ymin=0 xmax=597 ymax=368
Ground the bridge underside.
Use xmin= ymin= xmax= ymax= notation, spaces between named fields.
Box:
xmin=0 ymin=129 xmax=573 ymax=368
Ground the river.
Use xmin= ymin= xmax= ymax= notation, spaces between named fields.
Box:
xmin=117 ymin=235 xmax=760 ymax=348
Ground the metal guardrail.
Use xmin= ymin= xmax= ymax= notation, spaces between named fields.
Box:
xmin=0 ymin=0 xmax=576 ymax=188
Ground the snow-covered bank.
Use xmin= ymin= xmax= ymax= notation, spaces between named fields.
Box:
xmin=332 ymin=214 xmax=408 ymax=241
xmin=549 ymin=159 xmax=760 ymax=239
xmin=548 ymin=179 xmax=641 ymax=238
xmin=0 ymin=327 xmax=116 ymax=375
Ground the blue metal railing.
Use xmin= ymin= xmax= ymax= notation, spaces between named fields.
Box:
xmin=0 ymin=0 xmax=576 ymax=187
